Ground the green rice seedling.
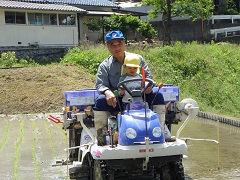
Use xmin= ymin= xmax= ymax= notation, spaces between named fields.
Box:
xmin=53 ymin=122 xmax=70 ymax=179
xmin=0 ymin=122 xmax=11 ymax=150
xmin=14 ymin=119 xmax=24 ymax=180
xmin=44 ymin=121 xmax=56 ymax=157
xmin=31 ymin=121 xmax=40 ymax=180
xmin=45 ymin=120 xmax=66 ymax=177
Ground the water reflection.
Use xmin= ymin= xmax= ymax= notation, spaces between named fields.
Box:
xmin=172 ymin=117 xmax=240 ymax=180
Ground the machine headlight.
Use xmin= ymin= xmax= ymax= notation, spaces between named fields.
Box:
xmin=152 ymin=127 xmax=162 ymax=137
xmin=125 ymin=128 xmax=137 ymax=139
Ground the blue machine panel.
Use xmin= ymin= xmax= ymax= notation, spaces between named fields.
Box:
xmin=158 ymin=85 xmax=179 ymax=103
xmin=64 ymin=88 xmax=98 ymax=111
xmin=118 ymin=109 xmax=165 ymax=146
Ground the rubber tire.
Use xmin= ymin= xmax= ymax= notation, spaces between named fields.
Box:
xmin=160 ymin=160 xmax=185 ymax=180
xmin=90 ymin=160 xmax=108 ymax=180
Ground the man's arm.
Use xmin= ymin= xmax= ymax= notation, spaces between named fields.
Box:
xmin=96 ymin=63 xmax=110 ymax=94
xmin=96 ymin=62 xmax=117 ymax=108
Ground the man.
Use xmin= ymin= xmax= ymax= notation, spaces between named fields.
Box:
xmin=94 ymin=30 xmax=165 ymax=145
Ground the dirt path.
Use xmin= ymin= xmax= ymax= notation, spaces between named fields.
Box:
xmin=0 ymin=114 xmax=68 ymax=180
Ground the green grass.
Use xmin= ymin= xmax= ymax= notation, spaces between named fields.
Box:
xmin=0 ymin=51 xmax=39 ymax=68
xmin=1 ymin=42 xmax=239 ymax=119
xmin=61 ymin=41 xmax=240 ymax=119
xmin=60 ymin=44 xmax=109 ymax=74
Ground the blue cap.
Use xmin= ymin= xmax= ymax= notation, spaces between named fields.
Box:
xmin=105 ymin=30 xmax=124 ymax=43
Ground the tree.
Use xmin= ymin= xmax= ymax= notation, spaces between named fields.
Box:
xmin=141 ymin=0 xmax=214 ymax=45
xmin=104 ymin=14 xmax=140 ymax=40
xmin=138 ymin=20 xmax=158 ymax=40
xmin=84 ymin=14 xmax=157 ymax=43
xmin=218 ymin=0 xmax=238 ymax=15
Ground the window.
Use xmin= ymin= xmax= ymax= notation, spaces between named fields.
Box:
xmin=5 ymin=11 xmax=26 ymax=24
xmin=58 ymin=14 xmax=76 ymax=25
xmin=28 ymin=13 xmax=57 ymax=25
xmin=50 ymin=14 xmax=57 ymax=25
xmin=5 ymin=11 xmax=75 ymax=26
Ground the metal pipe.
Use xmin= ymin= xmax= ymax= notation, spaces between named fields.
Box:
xmin=176 ymin=106 xmax=199 ymax=138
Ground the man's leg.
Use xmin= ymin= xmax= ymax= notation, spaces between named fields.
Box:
xmin=93 ymin=95 xmax=122 ymax=145
xmin=93 ymin=110 xmax=109 ymax=145
xmin=94 ymin=94 xmax=122 ymax=112
xmin=146 ymin=88 xmax=165 ymax=130
xmin=146 ymin=89 xmax=172 ymax=140
xmin=145 ymin=87 xmax=165 ymax=107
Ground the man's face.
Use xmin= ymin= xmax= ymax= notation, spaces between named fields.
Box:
xmin=107 ymin=39 xmax=125 ymax=61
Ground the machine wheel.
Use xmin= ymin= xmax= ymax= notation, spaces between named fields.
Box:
xmin=173 ymin=160 xmax=185 ymax=180
xmin=160 ymin=160 xmax=184 ymax=180
xmin=88 ymin=154 xmax=107 ymax=180
xmin=69 ymin=128 xmax=82 ymax=161
xmin=153 ymin=172 xmax=161 ymax=180
xmin=107 ymin=169 xmax=115 ymax=180
xmin=93 ymin=160 xmax=107 ymax=180
xmin=87 ymin=154 xmax=94 ymax=180
xmin=88 ymin=158 xmax=110 ymax=180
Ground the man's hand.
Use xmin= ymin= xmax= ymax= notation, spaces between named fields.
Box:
xmin=105 ymin=90 xmax=117 ymax=108
xmin=119 ymin=86 xmax=125 ymax=96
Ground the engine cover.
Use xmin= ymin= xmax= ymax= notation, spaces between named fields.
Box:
xmin=118 ymin=109 xmax=165 ymax=145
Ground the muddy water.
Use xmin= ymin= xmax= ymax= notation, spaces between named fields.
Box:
xmin=173 ymin=117 xmax=240 ymax=180
xmin=0 ymin=114 xmax=239 ymax=180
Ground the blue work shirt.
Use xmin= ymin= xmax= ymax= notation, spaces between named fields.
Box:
xmin=96 ymin=52 xmax=152 ymax=94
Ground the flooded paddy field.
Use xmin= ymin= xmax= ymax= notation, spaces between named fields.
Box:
xmin=178 ymin=117 xmax=240 ymax=180
xmin=0 ymin=114 xmax=68 ymax=180
xmin=0 ymin=114 xmax=239 ymax=180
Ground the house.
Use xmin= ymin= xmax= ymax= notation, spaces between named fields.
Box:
xmin=0 ymin=0 xmax=83 ymax=47
xmin=0 ymin=0 xmax=121 ymax=47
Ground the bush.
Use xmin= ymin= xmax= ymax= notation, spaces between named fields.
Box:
xmin=0 ymin=52 xmax=39 ymax=68
xmin=61 ymin=42 xmax=240 ymax=118
xmin=60 ymin=45 xmax=109 ymax=74
xmin=0 ymin=51 xmax=18 ymax=68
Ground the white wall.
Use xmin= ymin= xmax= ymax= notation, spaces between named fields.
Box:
xmin=0 ymin=9 xmax=79 ymax=47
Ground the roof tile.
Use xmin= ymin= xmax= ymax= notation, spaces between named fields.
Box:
xmin=9 ymin=0 xmax=119 ymax=8
xmin=0 ymin=0 xmax=87 ymax=12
